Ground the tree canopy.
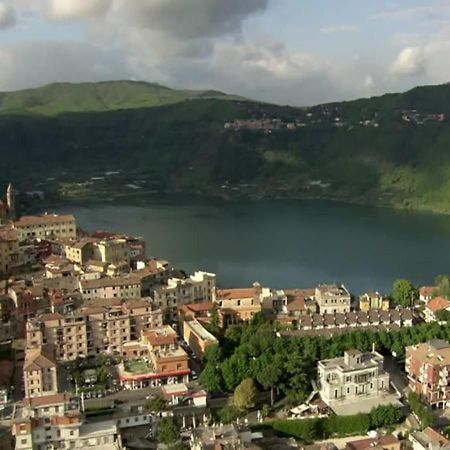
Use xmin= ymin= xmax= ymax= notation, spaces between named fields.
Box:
xmin=392 ymin=279 xmax=417 ymax=307
xmin=234 ymin=378 xmax=258 ymax=411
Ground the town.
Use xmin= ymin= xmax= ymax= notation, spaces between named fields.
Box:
xmin=3 ymin=183 xmax=450 ymax=450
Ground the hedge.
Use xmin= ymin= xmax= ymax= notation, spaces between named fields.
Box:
xmin=260 ymin=405 xmax=405 ymax=442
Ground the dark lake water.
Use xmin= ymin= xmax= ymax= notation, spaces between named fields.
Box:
xmin=54 ymin=197 xmax=450 ymax=295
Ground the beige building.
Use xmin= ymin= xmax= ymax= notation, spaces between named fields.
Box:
xmin=315 ymin=284 xmax=351 ymax=314
xmin=153 ymin=271 xmax=216 ymax=321
xmin=79 ymin=275 xmax=141 ymax=301
xmin=359 ymin=292 xmax=390 ymax=312
xmin=318 ymin=349 xmax=390 ymax=406
xmin=0 ymin=225 xmax=20 ymax=275
xmin=216 ymin=282 xmax=287 ymax=326
xmin=23 ymin=346 xmax=58 ymax=398
xmin=13 ymin=214 xmax=76 ymax=241
xmin=26 ymin=299 xmax=163 ymax=361
xmin=182 ymin=318 xmax=218 ymax=361
xmin=13 ymin=393 xmax=121 ymax=450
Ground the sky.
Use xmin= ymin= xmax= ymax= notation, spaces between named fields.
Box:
xmin=0 ymin=0 xmax=449 ymax=106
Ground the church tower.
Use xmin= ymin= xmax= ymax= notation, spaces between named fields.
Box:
xmin=6 ymin=183 xmax=15 ymax=220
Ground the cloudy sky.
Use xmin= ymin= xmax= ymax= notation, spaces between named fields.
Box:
xmin=0 ymin=0 xmax=449 ymax=105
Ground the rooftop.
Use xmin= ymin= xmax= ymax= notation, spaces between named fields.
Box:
xmin=14 ymin=214 xmax=76 ymax=227
xmin=427 ymin=296 xmax=450 ymax=313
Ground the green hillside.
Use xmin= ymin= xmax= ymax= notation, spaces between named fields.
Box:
xmin=2 ymin=80 xmax=450 ymax=213
xmin=0 ymin=80 xmax=243 ymax=115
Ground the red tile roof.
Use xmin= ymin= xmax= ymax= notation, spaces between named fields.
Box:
xmin=427 ymin=296 xmax=450 ymax=313
xmin=216 ymin=288 xmax=256 ymax=300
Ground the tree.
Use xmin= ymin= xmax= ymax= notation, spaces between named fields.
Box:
xmin=233 ymin=378 xmax=258 ymax=411
xmin=434 ymin=275 xmax=450 ymax=298
xmin=210 ymin=304 xmax=220 ymax=334
xmin=257 ymin=365 xmax=281 ymax=406
xmin=157 ymin=417 xmax=180 ymax=444
xmin=145 ymin=396 xmax=167 ymax=411
xmin=199 ymin=364 xmax=223 ymax=392
xmin=392 ymin=279 xmax=417 ymax=307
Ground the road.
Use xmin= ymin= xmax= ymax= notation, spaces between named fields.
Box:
xmin=383 ymin=354 xmax=409 ymax=396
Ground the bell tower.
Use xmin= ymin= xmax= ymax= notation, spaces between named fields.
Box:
xmin=6 ymin=183 xmax=15 ymax=220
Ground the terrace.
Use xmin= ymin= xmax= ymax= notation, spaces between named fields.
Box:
xmin=123 ymin=357 xmax=155 ymax=375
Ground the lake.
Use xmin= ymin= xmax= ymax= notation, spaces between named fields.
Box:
xmin=53 ymin=197 xmax=450 ymax=295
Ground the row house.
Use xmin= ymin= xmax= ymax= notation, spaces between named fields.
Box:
xmin=318 ymin=349 xmax=390 ymax=406
xmin=405 ymin=339 xmax=450 ymax=409
xmin=296 ymin=308 xmax=413 ymax=333
xmin=153 ymin=271 xmax=216 ymax=322
xmin=13 ymin=393 xmax=121 ymax=450
xmin=13 ymin=214 xmax=77 ymax=242
xmin=26 ymin=299 xmax=163 ymax=361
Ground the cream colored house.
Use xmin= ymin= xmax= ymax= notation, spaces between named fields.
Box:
xmin=315 ymin=284 xmax=351 ymax=314
xmin=23 ymin=346 xmax=58 ymax=398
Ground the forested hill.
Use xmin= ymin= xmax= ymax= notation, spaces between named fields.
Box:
xmin=2 ymin=80 xmax=450 ymax=213
xmin=0 ymin=80 xmax=244 ymax=115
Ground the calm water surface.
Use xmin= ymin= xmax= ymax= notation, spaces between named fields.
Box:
xmin=53 ymin=197 xmax=450 ymax=294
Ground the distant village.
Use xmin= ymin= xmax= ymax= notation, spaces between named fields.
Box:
xmin=2 ymin=182 xmax=450 ymax=450
xmin=224 ymin=107 xmax=446 ymax=132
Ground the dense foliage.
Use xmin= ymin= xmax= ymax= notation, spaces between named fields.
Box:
xmin=408 ymin=391 xmax=434 ymax=428
xmin=259 ymin=404 xmax=405 ymax=442
xmin=157 ymin=417 xmax=180 ymax=444
xmin=391 ymin=279 xmax=417 ymax=307
xmin=200 ymin=317 xmax=450 ymax=403
xmin=4 ymin=81 xmax=450 ymax=213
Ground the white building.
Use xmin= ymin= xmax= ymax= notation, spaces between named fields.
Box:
xmin=315 ymin=284 xmax=351 ymax=314
xmin=318 ymin=349 xmax=390 ymax=406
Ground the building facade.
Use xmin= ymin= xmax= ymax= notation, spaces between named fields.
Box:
xmin=359 ymin=292 xmax=390 ymax=312
xmin=23 ymin=346 xmax=58 ymax=398
xmin=153 ymin=271 xmax=216 ymax=322
xmin=13 ymin=214 xmax=76 ymax=241
xmin=315 ymin=284 xmax=351 ymax=314
xmin=182 ymin=318 xmax=218 ymax=361
xmin=0 ymin=225 xmax=20 ymax=275
xmin=318 ymin=349 xmax=390 ymax=405
xmin=26 ymin=299 xmax=163 ymax=361
xmin=405 ymin=339 xmax=450 ymax=408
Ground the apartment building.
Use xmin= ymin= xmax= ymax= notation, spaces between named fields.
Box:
xmin=26 ymin=299 xmax=163 ymax=361
xmin=359 ymin=292 xmax=390 ymax=312
xmin=405 ymin=339 xmax=450 ymax=408
xmin=216 ymin=282 xmax=287 ymax=326
xmin=13 ymin=393 xmax=121 ymax=450
xmin=153 ymin=271 xmax=216 ymax=321
xmin=0 ymin=225 xmax=20 ymax=275
xmin=182 ymin=318 xmax=218 ymax=361
xmin=315 ymin=284 xmax=351 ymax=314
xmin=13 ymin=214 xmax=76 ymax=241
xmin=79 ymin=275 xmax=141 ymax=301
xmin=23 ymin=346 xmax=58 ymax=398
xmin=318 ymin=349 xmax=390 ymax=406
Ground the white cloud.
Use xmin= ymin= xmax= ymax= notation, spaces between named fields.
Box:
xmin=48 ymin=0 xmax=112 ymax=20
xmin=390 ymin=46 xmax=426 ymax=76
xmin=0 ymin=2 xmax=15 ymax=28
xmin=364 ymin=74 xmax=375 ymax=88
xmin=320 ymin=25 xmax=360 ymax=34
